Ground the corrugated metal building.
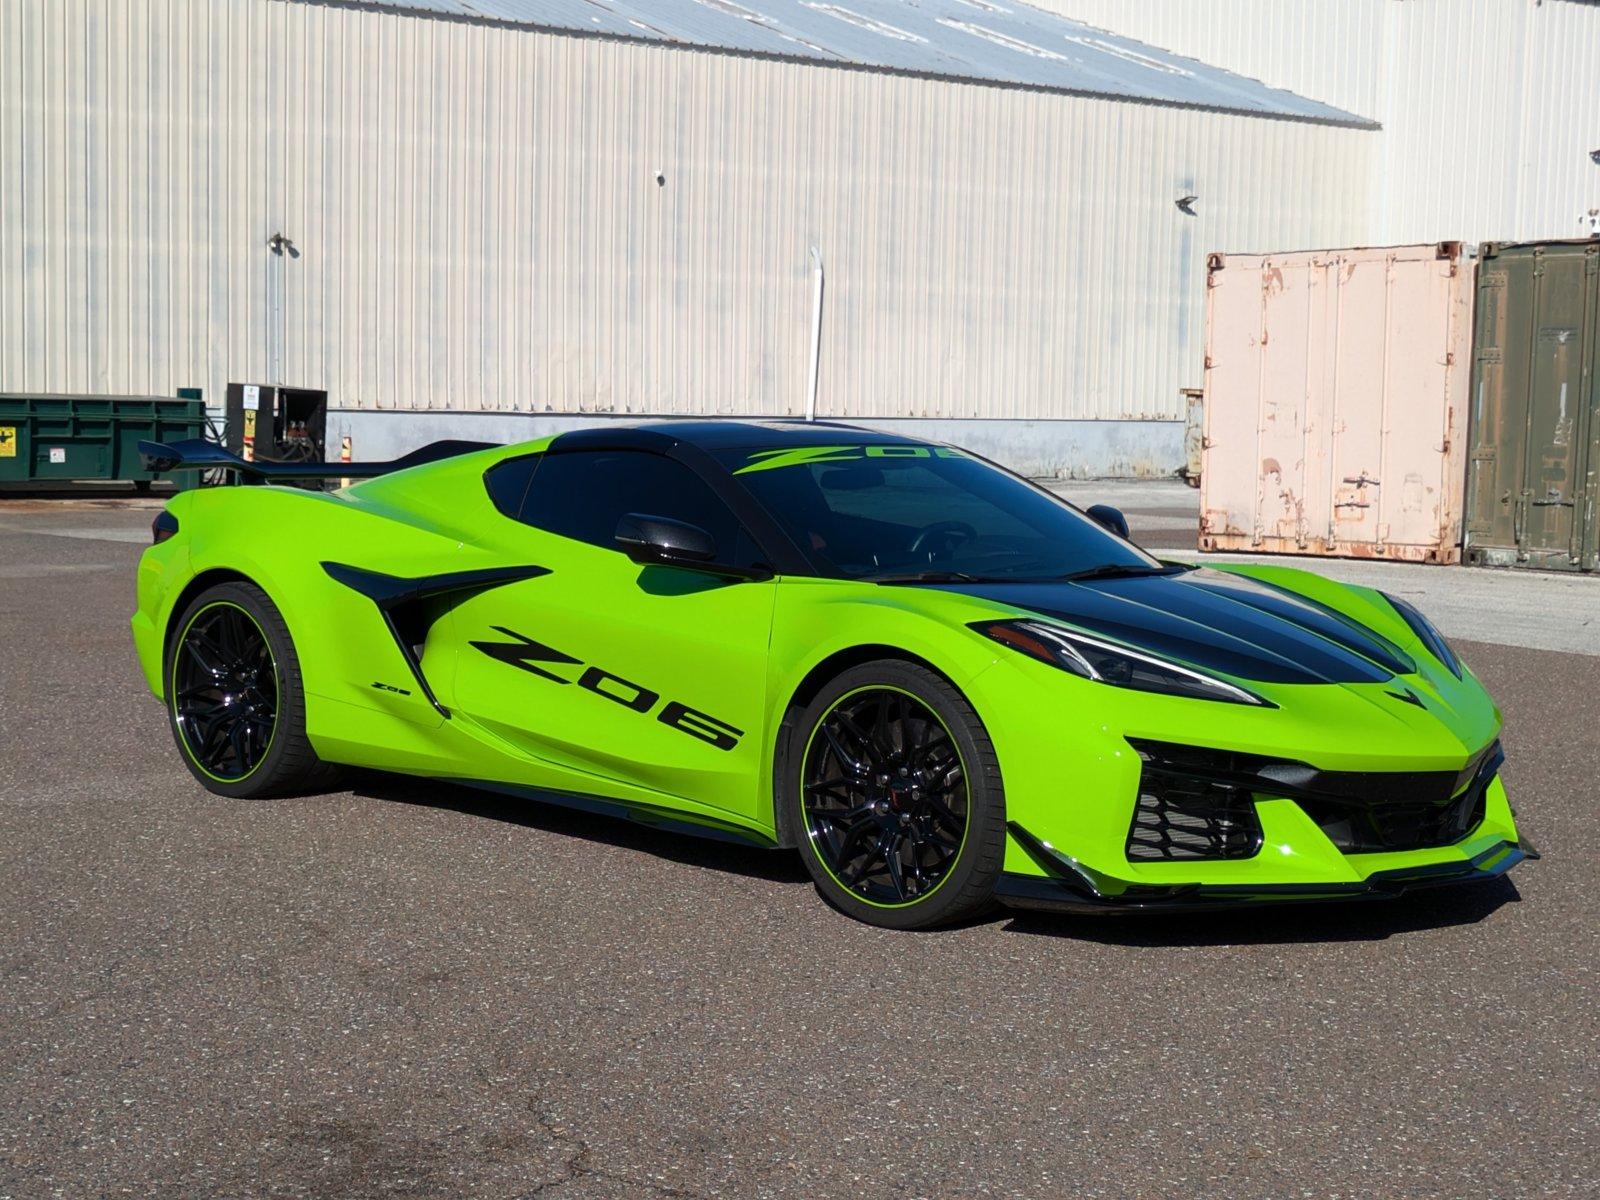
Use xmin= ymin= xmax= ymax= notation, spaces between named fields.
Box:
xmin=1 ymin=0 xmax=1596 ymax=475
xmin=1042 ymin=0 xmax=1600 ymax=248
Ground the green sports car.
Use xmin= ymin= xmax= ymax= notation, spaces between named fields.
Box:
xmin=131 ymin=422 xmax=1534 ymax=928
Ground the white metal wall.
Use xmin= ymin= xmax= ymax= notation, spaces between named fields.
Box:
xmin=1043 ymin=0 xmax=1600 ymax=245
xmin=0 ymin=0 xmax=1371 ymax=424
xmin=1376 ymin=0 xmax=1600 ymax=245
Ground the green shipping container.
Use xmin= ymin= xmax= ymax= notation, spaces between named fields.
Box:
xmin=1464 ymin=240 xmax=1600 ymax=572
xmin=0 ymin=394 xmax=207 ymax=490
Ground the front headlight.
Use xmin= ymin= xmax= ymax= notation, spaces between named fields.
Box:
xmin=974 ymin=619 xmax=1272 ymax=707
xmin=1381 ymin=593 xmax=1462 ymax=678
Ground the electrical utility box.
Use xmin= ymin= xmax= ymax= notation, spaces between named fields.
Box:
xmin=224 ymin=384 xmax=329 ymax=466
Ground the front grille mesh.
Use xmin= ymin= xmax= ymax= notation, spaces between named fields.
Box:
xmin=1123 ymin=739 xmax=1500 ymax=862
xmin=1125 ymin=764 xmax=1262 ymax=861
xmin=1295 ymin=775 xmax=1490 ymax=853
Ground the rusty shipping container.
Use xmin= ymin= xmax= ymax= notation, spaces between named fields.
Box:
xmin=1199 ymin=243 xmax=1475 ymax=562
xmin=1464 ymin=240 xmax=1599 ymax=573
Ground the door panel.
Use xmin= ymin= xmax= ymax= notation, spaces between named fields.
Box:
xmin=1466 ymin=243 xmax=1600 ymax=571
xmin=1377 ymin=257 xmax=1457 ymax=549
xmin=1254 ymin=260 xmax=1312 ymax=548
xmin=1521 ymin=251 xmax=1590 ymax=559
xmin=1466 ymin=263 xmax=1531 ymax=555
xmin=1585 ymin=270 xmax=1600 ymax=571
xmin=446 ymin=533 xmax=776 ymax=821
xmin=1328 ymin=254 xmax=1386 ymax=546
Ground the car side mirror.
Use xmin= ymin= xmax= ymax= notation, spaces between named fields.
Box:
xmin=614 ymin=513 xmax=772 ymax=581
xmin=1086 ymin=504 xmax=1130 ymax=540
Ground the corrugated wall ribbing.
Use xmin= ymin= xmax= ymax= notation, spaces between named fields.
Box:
xmin=1374 ymin=0 xmax=1521 ymax=245
xmin=1046 ymin=0 xmax=1600 ymax=246
xmin=1517 ymin=1 xmax=1600 ymax=243
xmin=0 ymin=0 xmax=1370 ymax=421
xmin=1378 ymin=0 xmax=1600 ymax=245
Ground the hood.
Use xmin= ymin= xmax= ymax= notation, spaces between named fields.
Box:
xmin=939 ymin=568 xmax=1416 ymax=686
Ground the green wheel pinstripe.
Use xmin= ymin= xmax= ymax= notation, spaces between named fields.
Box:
xmin=169 ymin=600 xmax=281 ymax=785
xmin=787 ymin=660 xmax=1008 ymax=929
xmin=799 ymin=683 xmax=972 ymax=910
xmin=164 ymin=580 xmax=342 ymax=800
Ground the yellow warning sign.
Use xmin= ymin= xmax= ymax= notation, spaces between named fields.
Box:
xmin=0 ymin=426 xmax=15 ymax=458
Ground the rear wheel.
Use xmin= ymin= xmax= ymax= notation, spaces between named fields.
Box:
xmin=786 ymin=661 xmax=1006 ymax=929
xmin=166 ymin=581 xmax=341 ymax=798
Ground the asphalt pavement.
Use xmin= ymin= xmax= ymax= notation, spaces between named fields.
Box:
xmin=2 ymin=496 xmax=1596 ymax=1199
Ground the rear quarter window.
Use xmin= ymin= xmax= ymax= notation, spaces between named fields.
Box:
xmin=484 ymin=454 xmax=541 ymax=519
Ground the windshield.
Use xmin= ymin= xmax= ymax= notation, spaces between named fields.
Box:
xmin=718 ymin=444 xmax=1162 ymax=582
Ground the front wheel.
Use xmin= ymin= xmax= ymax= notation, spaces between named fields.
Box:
xmin=165 ymin=580 xmax=341 ymax=798
xmin=785 ymin=661 xmax=1006 ymax=929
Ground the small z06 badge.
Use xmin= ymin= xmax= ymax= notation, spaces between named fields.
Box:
xmin=470 ymin=626 xmax=744 ymax=752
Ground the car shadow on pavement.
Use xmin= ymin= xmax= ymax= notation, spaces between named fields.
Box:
xmin=1001 ymin=877 xmax=1521 ymax=946
xmin=347 ymin=771 xmax=813 ymax=886
xmin=338 ymin=772 xmax=1523 ymax=939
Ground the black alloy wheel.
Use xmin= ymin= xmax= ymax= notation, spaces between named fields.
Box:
xmin=802 ymin=686 xmax=969 ymax=906
xmin=788 ymin=661 xmax=1007 ymax=929
xmin=172 ymin=602 xmax=279 ymax=782
xmin=165 ymin=580 xmax=342 ymax=798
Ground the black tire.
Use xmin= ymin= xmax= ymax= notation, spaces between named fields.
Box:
xmin=784 ymin=660 xmax=1006 ymax=929
xmin=165 ymin=580 xmax=342 ymax=799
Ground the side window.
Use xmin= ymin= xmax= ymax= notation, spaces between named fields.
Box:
xmin=517 ymin=449 xmax=759 ymax=564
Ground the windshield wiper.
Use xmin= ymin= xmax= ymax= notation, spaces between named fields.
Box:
xmin=869 ymin=570 xmax=989 ymax=585
xmin=870 ymin=563 xmax=1190 ymax=585
xmin=1059 ymin=562 xmax=1188 ymax=583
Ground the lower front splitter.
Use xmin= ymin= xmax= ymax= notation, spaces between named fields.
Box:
xmin=996 ymin=820 xmax=1537 ymax=915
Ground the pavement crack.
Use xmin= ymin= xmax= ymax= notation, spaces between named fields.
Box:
xmin=523 ymin=1108 xmax=710 ymax=1199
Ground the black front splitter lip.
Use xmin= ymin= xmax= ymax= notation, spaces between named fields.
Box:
xmin=996 ymin=822 xmax=1538 ymax=916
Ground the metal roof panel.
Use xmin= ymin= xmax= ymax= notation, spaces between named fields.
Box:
xmin=302 ymin=0 xmax=1377 ymax=126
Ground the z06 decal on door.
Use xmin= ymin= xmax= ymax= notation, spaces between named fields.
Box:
xmin=469 ymin=626 xmax=745 ymax=751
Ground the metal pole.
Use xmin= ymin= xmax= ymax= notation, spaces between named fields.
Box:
xmin=805 ymin=246 xmax=824 ymax=422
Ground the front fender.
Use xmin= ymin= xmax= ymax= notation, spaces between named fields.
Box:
xmin=758 ymin=578 xmax=1015 ymax=833
xmin=768 ymin=578 xmax=1009 ymax=691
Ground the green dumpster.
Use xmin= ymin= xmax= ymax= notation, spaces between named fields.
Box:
xmin=0 ymin=394 xmax=207 ymax=490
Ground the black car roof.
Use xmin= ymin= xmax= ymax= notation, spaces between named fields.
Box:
xmin=548 ymin=419 xmax=930 ymax=453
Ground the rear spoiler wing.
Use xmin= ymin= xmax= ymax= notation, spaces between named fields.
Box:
xmin=137 ymin=438 xmax=500 ymax=482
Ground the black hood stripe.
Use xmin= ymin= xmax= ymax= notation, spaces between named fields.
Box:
xmin=1062 ymin=575 xmax=1362 ymax=686
xmin=1182 ymin=573 xmax=1415 ymax=677
xmin=936 ymin=569 xmax=1402 ymax=686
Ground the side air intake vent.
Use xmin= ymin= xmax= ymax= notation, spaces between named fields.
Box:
xmin=1125 ymin=745 xmax=1263 ymax=861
